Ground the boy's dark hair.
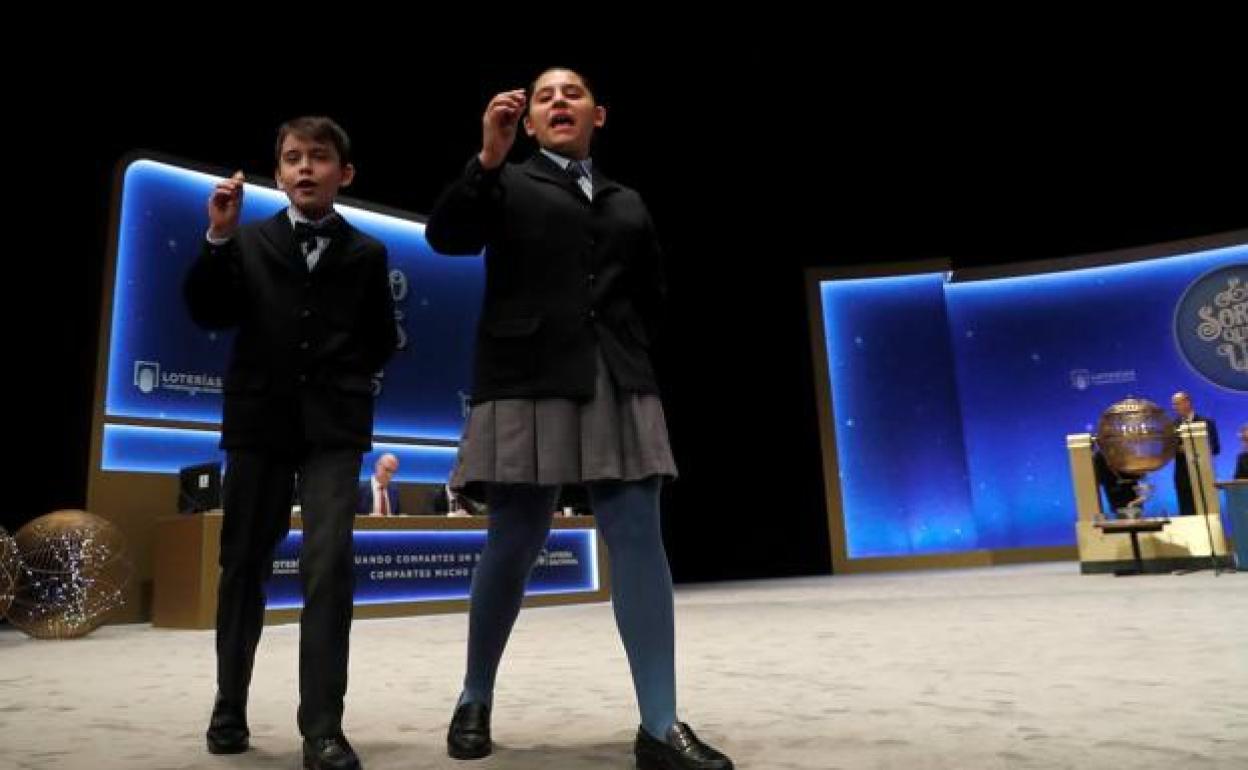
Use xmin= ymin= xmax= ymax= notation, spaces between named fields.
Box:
xmin=274 ymin=116 xmax=352 ymax=165
xmin=528 ymin=67 xmax=597 ymax=102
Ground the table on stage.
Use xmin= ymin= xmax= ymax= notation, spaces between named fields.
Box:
xmin=152 ymin=512 xmax=609 ymax=629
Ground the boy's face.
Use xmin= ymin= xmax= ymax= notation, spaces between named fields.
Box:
xmin=275 ymin=133 xmax=354 ymax=217
xmin=523 ymin=69 xmax=605 ymax=160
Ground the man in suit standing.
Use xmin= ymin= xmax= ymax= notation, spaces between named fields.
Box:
xmin=1171 ymin=391 xmax=1221 ymax=516
xmin=358 ymin=453 xmax=401 ymax=515
xmin=184 ymin=116 xmax=396 ymax=770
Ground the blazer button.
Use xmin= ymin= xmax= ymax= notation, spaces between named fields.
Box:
xmin=299 ymin=341 xmax=310 ymax=350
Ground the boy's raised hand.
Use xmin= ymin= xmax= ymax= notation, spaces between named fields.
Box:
xmin=208 ymin=171 xmax=246 ymax=239
xmin=479 ymin=89 xmax=526 ymax=170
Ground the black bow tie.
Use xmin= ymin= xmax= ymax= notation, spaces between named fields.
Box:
xmin=294 ymin=219 xmax=341 ymax=251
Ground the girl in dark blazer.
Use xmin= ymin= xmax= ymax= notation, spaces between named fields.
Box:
xmin=426 ymin=68 xmax=732 ymax=770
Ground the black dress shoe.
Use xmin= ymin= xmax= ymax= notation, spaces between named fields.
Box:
xmin=446 ymin=701 xmax=492 ymax=760
xmin=205 ymin=693 xmax=249 ymax=754
xmin=635 ymin=722 xmax=734 ymax=770
xmin=303 ymin=734 xmax=361 ymax=770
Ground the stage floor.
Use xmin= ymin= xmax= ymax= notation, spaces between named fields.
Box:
xmin=1 ymin=563 xmax=1244 ymax=769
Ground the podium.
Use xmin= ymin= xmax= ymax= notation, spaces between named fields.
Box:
xmin=1067 ymin=425 xmax=1232 ymax=574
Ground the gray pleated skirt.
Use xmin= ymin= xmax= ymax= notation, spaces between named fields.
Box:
xmin=450 ymin=350 xmax=678 ymax=494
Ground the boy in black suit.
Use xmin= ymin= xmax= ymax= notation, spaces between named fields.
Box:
xmin=184 ymin=116 xmax=396 ymax=770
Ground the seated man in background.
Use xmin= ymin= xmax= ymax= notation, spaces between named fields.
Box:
xmin=357 ymin=453 xmax=401 ymax=516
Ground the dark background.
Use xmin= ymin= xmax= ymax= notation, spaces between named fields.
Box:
xmin=6 ymin=47 xmax=1244 ymax=583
